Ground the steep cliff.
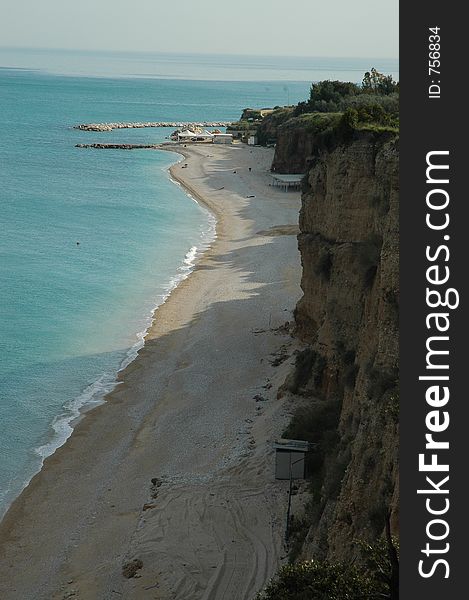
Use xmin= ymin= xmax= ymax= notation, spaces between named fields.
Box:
xmin=269 ymin=113 xmax=341 ymax=174
xmin=255 ymin=108 xmax=294 ymax=147
xmin=283 ymin=129 xmax=399 ymax=561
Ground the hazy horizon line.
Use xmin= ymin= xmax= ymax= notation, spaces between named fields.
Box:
xmin=0 ymin=45 xmax=399 ymax=62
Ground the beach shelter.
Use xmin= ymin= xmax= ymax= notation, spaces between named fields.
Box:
xmin=274 ymin=439 xmax=311 ymax=479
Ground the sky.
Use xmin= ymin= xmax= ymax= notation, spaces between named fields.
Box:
xmin=0 ymin=0 xmax=398 ymax=58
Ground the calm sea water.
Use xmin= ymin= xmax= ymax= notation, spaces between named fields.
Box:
xmin=0 ymin=49 xmax=398 ymax=516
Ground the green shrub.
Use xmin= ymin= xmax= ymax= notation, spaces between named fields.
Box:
xmin=281 ymin=112 xmax=342 ymax=134
xmin=256 ymin=536 xmax=399 ymax=600
xmin=226 ymin=120 xmax=253 ymax=131
xmin=284 ymin=397 xmax=342 ymax=503
xmin=286 ymin=348 xmax=318 ymax=394
xmin=339 ymin=108 xmax=358 ymax=135
xmin=255 ymin=559 xmax=376 ymax=600
xmin=288 ymin=512 xmax=314 ymax=563
xmin=284 ymin=398 xmax=340 ymax=446
xmin=284 ymin=349 xmax=328 ymax=396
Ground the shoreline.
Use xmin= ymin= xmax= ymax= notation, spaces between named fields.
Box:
xmin=0 ymin=143 xmax=303 ymax=600
xmin=0 ymin=146 xmax=217 ymax=522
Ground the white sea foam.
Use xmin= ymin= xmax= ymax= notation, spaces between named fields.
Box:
xmin=31 ymin=175 xmax=216 ymax=474
xmin=34 ymin=373 xmax=119 ymax=459
xmin=0 ymin=154 xmax=217 ymax=520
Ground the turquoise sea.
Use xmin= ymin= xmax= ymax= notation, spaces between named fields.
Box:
xmin=0 ymin=48 xmax=398 ymax=516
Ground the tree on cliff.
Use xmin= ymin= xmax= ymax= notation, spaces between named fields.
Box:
xmin=362 ymin=68 xmax=398 ymax=95
xmin=293 ymin=70 xmax=398 ymax=116
xmin=306 ymin=80 xmax=361 ymax=112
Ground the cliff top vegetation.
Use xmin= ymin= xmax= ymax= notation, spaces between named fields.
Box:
xmin=231 ymin=69 xmax=399 ymax=143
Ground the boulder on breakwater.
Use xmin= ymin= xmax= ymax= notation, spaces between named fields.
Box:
xmin=75 ymin=143 xmax=161 ymax=150
xmin=74 ymin=121 xmax=230 ymax=132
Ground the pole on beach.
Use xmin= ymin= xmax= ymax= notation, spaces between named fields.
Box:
xmin=285 ymin=455 xmax=304 ymax=542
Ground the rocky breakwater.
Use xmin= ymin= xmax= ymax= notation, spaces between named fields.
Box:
xmin=76 ymin=143 xmax=160 ymax=150
xmin=74 ymin=121 xmax=230 ymax=132
xmin=282 ymin=129 xmax=399 ymax=561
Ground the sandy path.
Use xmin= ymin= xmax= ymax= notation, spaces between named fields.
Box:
xmin=0 ymin=144 xmax=302 ymax=599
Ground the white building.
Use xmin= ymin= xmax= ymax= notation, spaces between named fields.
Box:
xmin=171 ymin=129 xmax=215 ymax=143
xmin=170 ymin=129 xmax=233 ymax=144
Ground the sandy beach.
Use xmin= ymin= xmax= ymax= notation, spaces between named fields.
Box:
xmin=0 ymin=143 xmax=303 ymax=600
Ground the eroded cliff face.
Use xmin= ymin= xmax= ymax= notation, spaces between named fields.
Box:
xmin=271 ymin=127 xmax=315 ymax=174
xmin=285 ymin=131 xmax=399 ymax=560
